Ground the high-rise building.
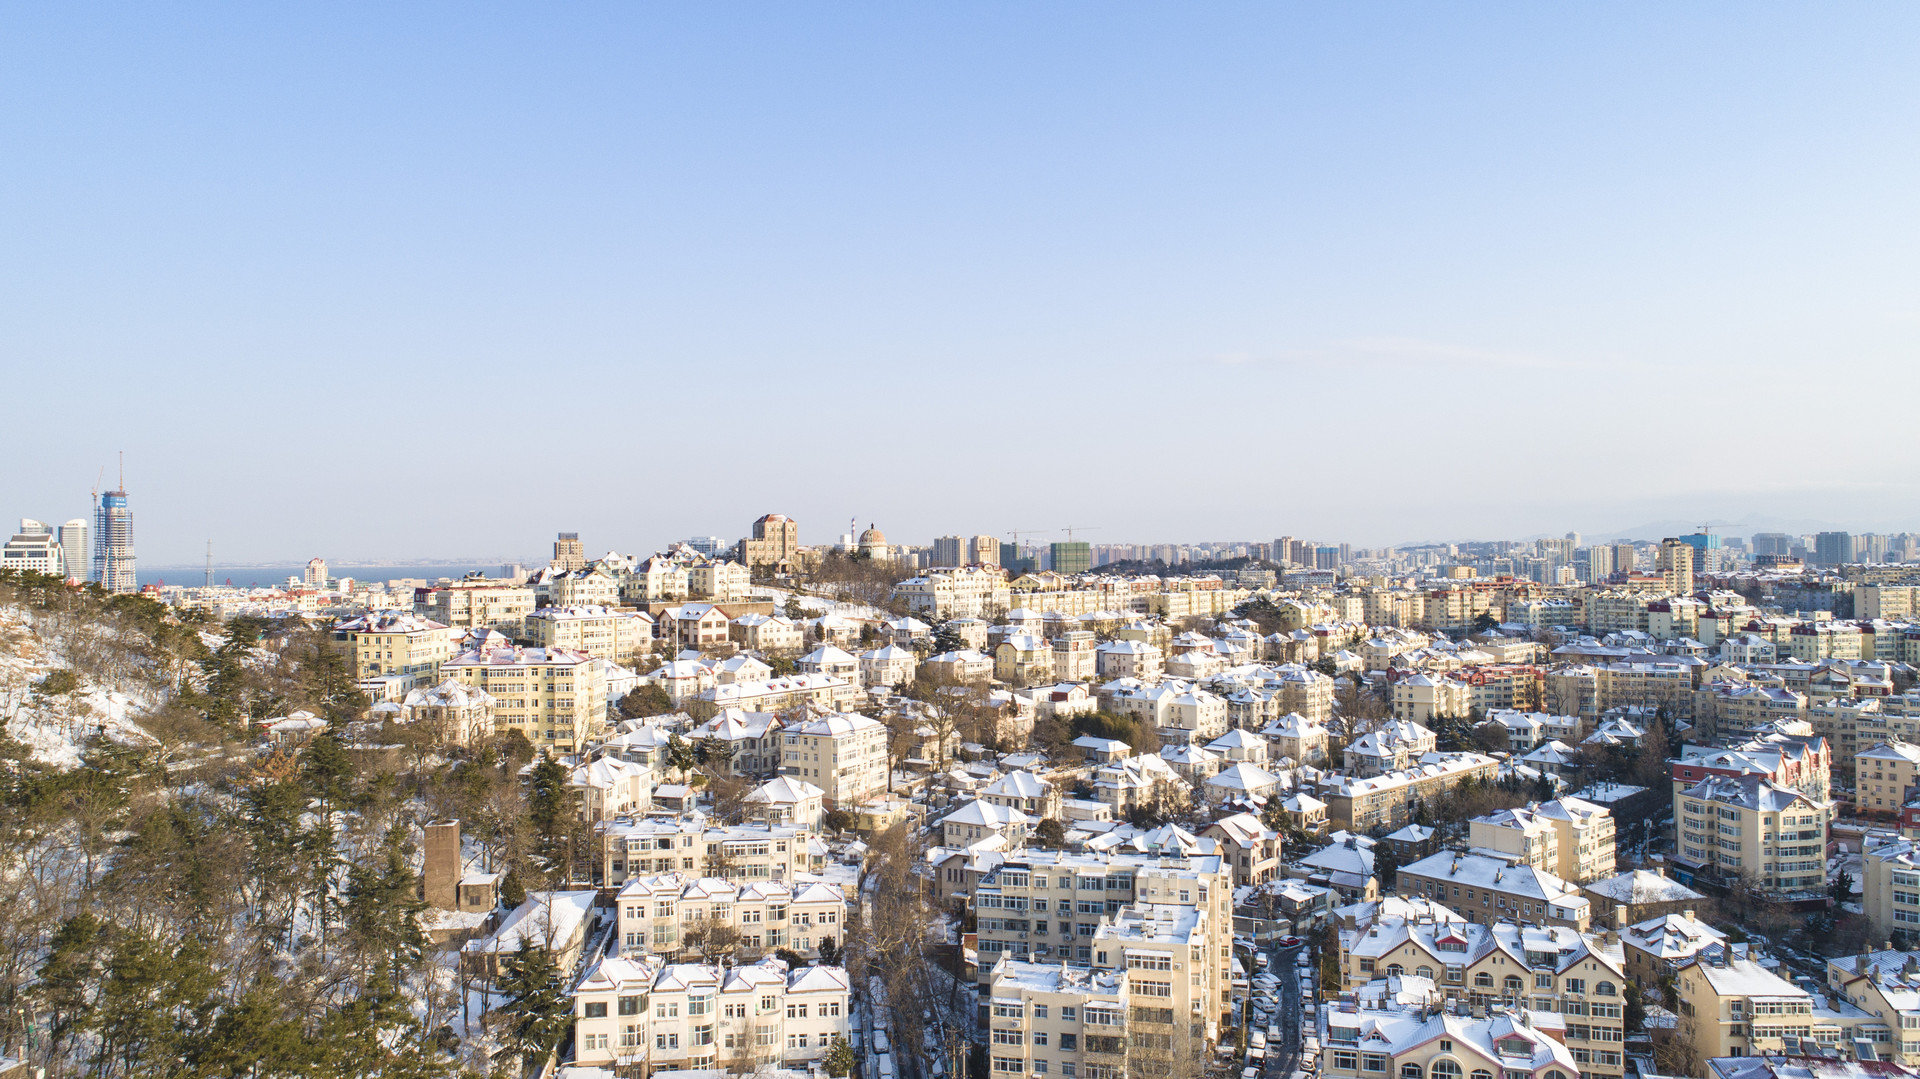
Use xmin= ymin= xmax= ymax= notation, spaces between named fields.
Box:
xmin=1677 ymin=532 xmax=1722 ymax=575
xmin=1814 ymin=531 xmax=1854 ymax=567
xmin=1273 ymin=535 xmax=1294 ymax=566
xmin=551 ymin=532 xmax=586 ymax=572
xmin=969 ymin=534 xmax=999 ymax=566
xmin=931 ymin=535 xmax=966 ymax=566
xmin=1584 ymin=545 xmax=1616 ymax=582
xmin=1049 ymin=540 xmax=1091 ymax=576
xmin=305 ymin=557 xmax=329 ymax=589
xmin=742 ymin=513 xmax=800 ymax=570
xmin=93 ymin=486 xmax=136 ymax=593
xmin=1657 ymin=538 xmax=1695 ymax=595
xmin=1612 ymin=542 xmax=1637 ymax=574
xmin=681 ymin=536 xmax=725 ymax=557
xmin=1752 ymin=532 xmax=1794 ymax=557
xmin=58 ymin=519 xmax=87 ymax=579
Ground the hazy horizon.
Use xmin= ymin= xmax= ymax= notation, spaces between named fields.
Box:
xmin=7 ymin=6 xmax=1918 ymax=563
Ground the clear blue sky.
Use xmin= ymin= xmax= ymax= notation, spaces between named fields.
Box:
xmin=6 ymin=5 xmax=1919 ymax=562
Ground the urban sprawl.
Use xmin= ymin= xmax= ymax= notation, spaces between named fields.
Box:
xmin=15 ymin=504 xmax=1920 ymax=1079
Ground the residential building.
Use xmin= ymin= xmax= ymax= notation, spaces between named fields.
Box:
xmin=1396 ymin=850 xmax=1592 ymax=930
xmin=596 ymin=818 xmax=823 ymax=887
xmin=1861 ymin=833 xmax=1920 ymax=938
xmin=525 ymin=604 xmax=654 ymax=662
xmin=1469 ymin=799 xmax=1616 ymax=883
xmin=332 ymin=610 xmax=452 ymax=692
xmin=1671 ymin=776 xmax=1827 ymax=899
xmin=780 ymin=713 xmax=888 ymax=808
xmin=892 ymin=566 xmax=1011 ymax=618
xmin=414 ymin=577 xmax=537 ymax=635
xmin=1859 ymin=742 xmax=1920 ymax=816
xmin=1337 ymin=918 xmax=1627 ymax=1079
xmin=614 ymin=873 xmax=848 ymax=961
xmin=1673 ymin=946 xmax=1815 ymax=1070
xmin=570 ymin=954 xmax=850 ymax=1073
xmin=1318 ymin=752 xmax=1501 ymax=833
xmin=442 ymin=644 xmax=606 ymax=752
xmin=966 ymin=849 xmax=1235 ymax=1006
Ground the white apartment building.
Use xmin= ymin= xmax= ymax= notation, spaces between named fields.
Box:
xmin=525 ymin=604 xmax=654 ymax=662
xmin=414 ymin=578 xmax=537 ymax=634
xmin=893 ymin=566 xmax=1012 ymax=618
xmin=596 ymin=817 xmax=823 ymax=887
xmin=571 ymin=954 xmax=851 ymax=1073
xmin=781 ymin=713 xmax=889 ymax=808
xmin=614 ymin=872 xmax=848 ymax=960
xmin=966 ymin=849 xmax=1235 ymax=1014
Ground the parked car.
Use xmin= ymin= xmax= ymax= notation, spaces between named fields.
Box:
xmin=872 ymin=1030 xmax=891 ymax=1055
xmin=1249 ymin=1030 xmax=1266 ymax=1051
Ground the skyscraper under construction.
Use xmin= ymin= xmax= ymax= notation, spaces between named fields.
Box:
xmin=93 ymin=467 xmax=136 ymax=593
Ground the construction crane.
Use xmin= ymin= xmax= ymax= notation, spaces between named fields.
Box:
xmin=1005 ymin=529 xmax=1049 ymax=545
xmin=1059 ymin=525 xmax=1100 ymax=541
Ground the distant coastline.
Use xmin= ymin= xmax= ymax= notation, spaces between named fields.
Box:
xmin=136 ymin=561 xmax=538 ymax=589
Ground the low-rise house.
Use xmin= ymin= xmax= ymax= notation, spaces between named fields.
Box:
xmin=743 ymin=776 xmax=825 ymax=829
xmin=1203 ymin=811 xmax=1282 ymax=886
xmin=979 ymin=770 xmax=1062 ymax=821
xmin=398 ymin=679 xmax=496 ymax=744
xmin=689 ymin=708 xmax=784 ymax=776
xmin=942 ymin=798 xmax=1033 ymax=850
xmin=1344 ymin=720 xmax=1438 ymax=776
xmin=1579 ymin=867 xmax=1705 ymax=927
xmin=730 ymin=612 xmax=804 ymax=654
xmin=570 ymin=754 xmax=654 ymax=822
xmin=1620 ymin=910 xmax=1726 ymax=982
xmin=858 ymin=644 xmax=916 ymax=688
xmin=922 ymin=649 xmax=993 ymax=684
xmin=1264 ymin=710 xmax=1328 ymax=766
xmin=460 ymin=889 xmax=597 ymax=979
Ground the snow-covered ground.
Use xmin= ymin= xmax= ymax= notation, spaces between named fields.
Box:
xmin=0 ymin=606 xmax=162 ymax=768
xmin=756 ymin=586 xmax=890 ymax=623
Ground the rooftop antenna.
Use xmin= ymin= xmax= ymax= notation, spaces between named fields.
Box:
xmin=205 ymin=541 xmax=213 ymax=589
xmin=118 ymin=451 xmax=124 ymax=492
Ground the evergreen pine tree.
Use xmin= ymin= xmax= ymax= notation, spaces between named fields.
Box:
xmin=497 ymin=941 xmax=570 ymax=1060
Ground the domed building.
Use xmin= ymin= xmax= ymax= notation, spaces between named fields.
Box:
xmin=857 ymin=524 xmax=888 ymax=559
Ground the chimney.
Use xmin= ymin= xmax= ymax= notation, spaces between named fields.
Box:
xmin=1683 ymin=909 xmax=1694 ymax=921
xmin=424 ymin=819 xmax=462 ymax=912
xmin=1615 ymin=904 xmax=1629 ymax=930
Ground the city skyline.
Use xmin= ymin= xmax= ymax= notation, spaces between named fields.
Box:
xmin=6 ymin=6 xmax=1920 ymax=562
